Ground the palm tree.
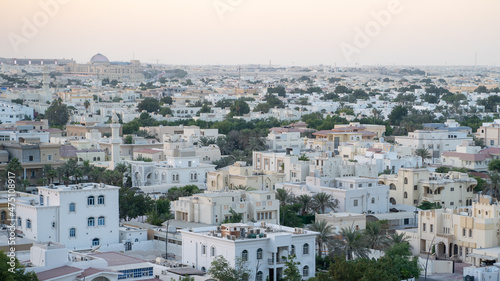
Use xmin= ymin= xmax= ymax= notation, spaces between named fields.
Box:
xmin=312 ymin=192 xmax=338 ymax=214
xmin=84 ymin=99 xmax=91 ymax=113
xmin=364 ymin=222 xmax=386 ymax=250
xmin=276 ymin=189 xmax=294 ymax=208
xmin=488 ymin=172 xmax=500 ymax=199
xmin=307 ymin=220 xmax=334 ymax=257
xmin=415 ymin=148 xmax=431 ymax=167
xmin=384 ymin=232 xmax=411 ymax=249
xmin=5 ymin=157 xmax=23 ymax=187
xmin=330 ymin=227 xmax=369 ymax=260
xmin=296 ymin=194 xmax=313 ymax=216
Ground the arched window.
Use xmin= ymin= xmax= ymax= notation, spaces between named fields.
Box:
xmin=242 ymin=250 xmax=248 ymax=261
xmin=371 ymin=198 xmax=375 ymax=204
xmin=92 ymin=238 xmax=100 ymax=246
xmin=40 ymin=195 xmax=44 ymax=206
xmin=0 ymin=211 xmax=6 ymax=222
xmin=88 ymin=217 xmax=95 ymax=227
xmin=69 ymin=203 xmax=76 ymax=212
xmin=17 ymin=217 xmax=22 ymax=227
xmin=69 ymin=228 xmax=76 ymax=237
xmin=201 ymin=267 xmax=206 ymax=272
xmin=303 ymin=265 xmax=309 ymax=277
xmin=404 ymin=192 xmax=408 ymax=199
xmin=303 ymin=243 xmax=309 ymax=255
xmin=404 ymin=177 xmax=408 ymax=184
xmin=98 ymin=195 xmax=105 ymax=205
xmin=291 ymin=245 xmax=296 ymax=255
xmin=87 ymin=196 xmax=95 ymax=205
xmin=201 ymin=244 xmax=206 ymax=255
xmin=256 ymin=271 xmax=263 ymax=281
xmin=98 ymin=216 xmax=105 ymax=226
xmin=210 ymin=246 xmax=216 ymax=256
xmin=27 ymin=219 xmax=32 ymax=229
xmin=97 ymin=157 xmax=101 ymax=161
xmin=257 ymin=248 xmax=263 ymax=260
xmin=389 ymin=184 xmax=396 ymax=190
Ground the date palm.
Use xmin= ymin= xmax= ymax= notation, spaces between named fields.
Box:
xmin=296 ymin=194 xmax=313 ymax=216
xmin=307 ymin=220 xmax=334 ymax=257
xmin=312 ymin=192 xmax=338 ymax=214
xmin=488 ymin=172 xmax=500 ymax=200
xmin=330 ymin=227 xmax=369 ymax=260
xmin=364 ymin=222 xmax=386 ymax=250
xmin=384 ymin=232 xmax=411 ymax=249
xmin=415 ymin=148 xmax=431 ymax=168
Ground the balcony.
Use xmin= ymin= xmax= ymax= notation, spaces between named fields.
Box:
xmin=268 ymin=257 xmax=285 ymax=265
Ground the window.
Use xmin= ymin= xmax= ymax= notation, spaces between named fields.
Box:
xmin=423 ymin=223 xmax=426 ymax=232
xmin=257 ymin=248 xmax=263 ymax=260
xmin=430 ymin=224 xmax=433 ymax=233
xmin=303 ymin=265 xmax=309 ymax=277
xmin=463 ymin=228 xmax=466 ymax=236
xmin=210 ymin=246 xmax=215 ymax=256
xmin=27 ymin=219 xmax=32 ymax=229
xmin=404 ymin=177 xmax=408 ymax=184
xmin=404 ymin=218 xmax=409 ymax=225
xmin=69 ymin=203 xmax=75 ymax=212
xmin=17 ymin=217 xmax=21 ymax=227
xmin=88 ymin=217 xmax=95 ymax=227
xmin=40 ymin=195 xmax=44 ymax=206
xmin=390 ymin=184 xmax=396 ymax=190
xmin=303 ymin=243 xmax=309 ymax=255
xmin=92 ymin=238 xmax=100 ymax=246
xmin=353 ymin=200 xmax=358 ymax=207
xmin=70 ymin=228 xmax=76 ymax=237
xmin=29 ymin=156 xmax=34 ymax=161
xmin=256 ymin=271 xmax=263 ymax=281
xmin=414 ymin=185 xmax=418 ymax=190
xmin=201 ymin=244 xmax=206 ymax=255
xmin=371 ymin=198 xmax=375 ymax=204
xmin=87 ymin=196 xmax=95 ymax=206
xmin=98 ymin=195 xmax=105 ymax=205
xmin=291 ymin=245 xmax=295 ymax=255
xmin=98 ymin=216 xmax=105 ymax=226
xmin=242 ymin=250 xmax=248 ymax=261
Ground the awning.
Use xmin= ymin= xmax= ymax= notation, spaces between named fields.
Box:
xmin=468 ymin=253 xmax=498 ymax=260
xmin=167 ymin=268 xmax=206 ymax=276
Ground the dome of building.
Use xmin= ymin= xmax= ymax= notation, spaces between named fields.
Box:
xmin=90 ymin=53 xmax=110 ymax=64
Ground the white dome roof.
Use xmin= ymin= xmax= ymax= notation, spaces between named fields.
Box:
xmin=90 ymin=53 xmax=110 ymax=64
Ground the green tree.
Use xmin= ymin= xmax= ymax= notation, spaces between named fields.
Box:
xmin=435 ymin=166 xmax=450 ymax=173
xmin=83 ymin=99 xmax=91 ymax=112
xmin=388 ymin=106 xmax=408 ymax=126
xmin=228 ymin=99 xmax=250 ymax=117
xmin=138 ymin=98 xmax=161 ymax=113
xmin=159 ymin=107 xmax=172 ymax=116
xmin=119 ymin=186 xmax=154 ymax=221
xmin=488 ymin=172 xmax=500 ymax=199
xmin=364 ymin=221 xmax=386 ymax=250
xmin=5 ymin=158 xmax=23 ymax=187
xmin=415 ymin=148 xmax=431 ymax=167
xmin=330 ymin=227 xmax=369 ymax=260
xmin=146 ymin=199 xmax=173 ymax=226
xmin=208 ymin=256 xmax=250 ymax=281
xmin=222 ymin=208 xmax=243 ymax=223
xmin=312 ymin=192 xmax=338 ymax=214
xmin=0 ymin=250 xmax=39 ymax=281
xmin=296 ymin=194 xmax=313 ymax=216
xmin=282 ymin=254 xmax=302 ymax=281
xmin=124 ymin=135 xmax=133 ymax=144
xmin=267 ymin=86 xmax=286 ymax=97
xmin=307 ymin=220 xmax=334 ymax=256
xmin=488 ymin=159 xmax=500 ymax=173
xmin=45 ymin=99 xmax=69 ymax=127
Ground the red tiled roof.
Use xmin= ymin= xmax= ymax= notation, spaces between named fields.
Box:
xmin=481 ymin=147 xmax=500 ymax=155
xmin=37 ymin=266 xmax=82 ymax=281
xmin=78 ymin=267 xmax=118 ymax=278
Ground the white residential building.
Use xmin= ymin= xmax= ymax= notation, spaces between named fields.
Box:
xmin=0 ymin=100 xmax=34 ymax=124
xmin=266 ymin=131 xmax=304 ymax=151
xmin=15 ymin=183 xmax=120 ymax=250
xmin=277 ymin=176 xmax=390 ymax=214
xmin=181 ymin=223 xmax=317 ymax=281
xmin=173 ymin=190 xmax=280 ymax=225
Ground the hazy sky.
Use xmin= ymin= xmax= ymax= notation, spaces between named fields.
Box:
xmin=1 ymin=0 xmax=499 ymax=66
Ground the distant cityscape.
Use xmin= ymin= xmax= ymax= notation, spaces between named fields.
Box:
xmin=1 ymin=51 xmax=500 ymax=281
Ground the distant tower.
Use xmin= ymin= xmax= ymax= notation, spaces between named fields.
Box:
xmin=109 ymin=111 xmax=121 ymax=169
xmin=42 ymin=66 xmax=51 ymax=101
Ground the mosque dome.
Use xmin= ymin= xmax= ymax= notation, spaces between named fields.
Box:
xmin=90 ymin=53 xmax=110 ymax=64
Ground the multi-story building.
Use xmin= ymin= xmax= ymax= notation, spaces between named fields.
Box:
xmin=395 ymin=130 xmax=472 ymax=163
xmin=441 ymin=145 xmax=500 ymax=172
xmin=278 ymin=176 xmax=390 ymax=214
xmin=181 ymin=223 xmax=317 ymax=281
xmin=476 ymin=119 xmax=500 ymax=147
xmin=315 ymin=212 xmax=366 ymax=233
xmin=15 ymin=183 xmax=120 ymax=250
xmin=418 ymin=196 xmax=500 ymax=263
xmin=379 ymin=168 xmax=476 ymax=208
xmin=173 ymin=190 xmax=280 ymax=225
xmin=207 ymin=161 xmax=285 ymax=192
xmin=334 ymin=122 xmax=386 ymax=138
xmin=266 ymin=131 xmax=304 ymax=152
xmin=0 ymin=100 xmax=34 ymax=124
xmin=309 ymin=154 xmax=378 ymax=178
xmin=129 ymin=155 xmax=216 ymax=192
xmin=252 ymin=151 xmax=317 ymax=183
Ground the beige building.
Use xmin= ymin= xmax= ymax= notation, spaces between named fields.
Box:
xmin=379 ymin=168 xmax=476 ymax=208
xmin=335 ymin=122 xmax=386 ymax=138
xmin=173 ymin=190 xmax=280 ymax=225
xmin=315 ymin=212 xmax=366 ymax=233
xmin=476 ymin=119 xmax=500 ymax=147
xmin=207 ymin=161 xmax=285 ymax=192
xmin=419 ymin=197 xmax=500 ymax=263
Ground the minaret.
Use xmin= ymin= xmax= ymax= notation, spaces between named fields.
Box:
xmin=42 ymin=66 xmax=51 ymax=102
xmin=110 ymin=111 xmax=121 ymax=169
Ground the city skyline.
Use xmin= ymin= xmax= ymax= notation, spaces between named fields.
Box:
xmin=1 ymin=0 xmax=500 ymax=66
